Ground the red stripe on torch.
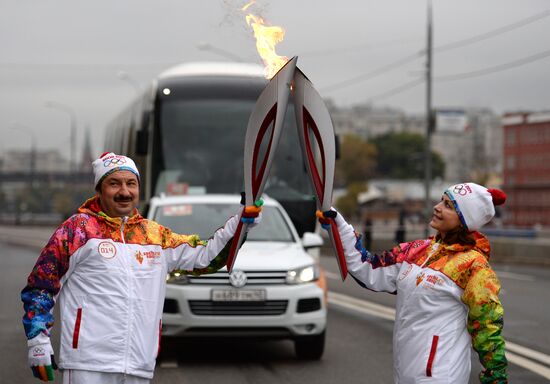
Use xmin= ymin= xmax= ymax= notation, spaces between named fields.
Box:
xmin=302 ymin=107 xmax=326 ymax=204
xmin=251 ymin=104 xmax=278 ymax=198
xmin=330 ymin=220 xmax=348 ymax=280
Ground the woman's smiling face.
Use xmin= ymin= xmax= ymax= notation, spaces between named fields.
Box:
xmin=429 ymin=193 xmax=462 ymax=236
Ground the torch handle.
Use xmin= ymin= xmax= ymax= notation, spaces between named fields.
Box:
xmin=329 ymin=219 xmax=348 ymax=280
xmin=226 ymin=213 xmax=248 ymax=273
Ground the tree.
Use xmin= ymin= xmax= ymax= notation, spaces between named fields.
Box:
xmin=333 ymin=134 xmax=377 ymax=219
xmin=370 ymin=132 xmax=445 ymax=179
xmin=336 ymin=182 xmax=367 ymax=218
xmin=335 ymin=134 xmax=377 ymax=187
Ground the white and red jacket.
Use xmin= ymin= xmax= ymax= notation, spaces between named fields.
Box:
xmin=334 ymin=214 xmax=507 ymax=383
xmin=22 ymin=196 xmax=240 ymax=379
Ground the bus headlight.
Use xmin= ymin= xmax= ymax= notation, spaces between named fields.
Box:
xmin=286 ymin=264 xmax=319 ymax=284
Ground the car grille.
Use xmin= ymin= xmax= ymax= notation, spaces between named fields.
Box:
xmin=189 ymin=300 xmax=288 ymax=316
xmin=187 ymin=270 xmax=287 ymax=285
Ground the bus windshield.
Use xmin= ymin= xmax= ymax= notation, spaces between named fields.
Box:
xmin=158 ymin=97 xmax=313 ymax=202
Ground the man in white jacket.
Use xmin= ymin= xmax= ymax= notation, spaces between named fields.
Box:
xmin=22 ymin=152 xmax=262 ymax=383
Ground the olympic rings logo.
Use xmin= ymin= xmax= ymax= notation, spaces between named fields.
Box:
xmin=453 ymin=184 xmax=472 ymax=196
xmin=103 ymin=157 xmax=127 ymax=167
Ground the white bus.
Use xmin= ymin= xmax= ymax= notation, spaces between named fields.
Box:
xmin=104 ymin=62 xmax=317 ymax=235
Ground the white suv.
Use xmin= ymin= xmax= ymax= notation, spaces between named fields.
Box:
xmin=148 ymin=194 xmax=327 ymax=359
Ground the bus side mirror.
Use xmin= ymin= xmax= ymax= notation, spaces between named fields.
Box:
xmin=136 ymin=130 xmax=149 ymax=155
xmin=335 ymin=134 xmax=341 ymax=160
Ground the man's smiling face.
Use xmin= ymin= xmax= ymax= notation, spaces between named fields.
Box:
xmin=97 ymin=170 xmax=140 ymax=217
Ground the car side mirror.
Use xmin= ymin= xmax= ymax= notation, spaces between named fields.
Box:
xmin=302 ymin=232 xmax=323 ymax=249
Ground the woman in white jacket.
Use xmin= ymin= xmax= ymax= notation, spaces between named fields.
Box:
xmin=318 ymin=182 xmax=508 ymax=383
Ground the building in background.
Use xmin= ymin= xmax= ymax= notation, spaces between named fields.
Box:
xmin=502 ymin=111 xmax=550 ymax=228
xmin=432 ymin=108 xmax=502 ymax=183
xmin=328 ymin=101 xmax=503 ymax=183
xmin=1 ymin=149 xmax=70 ymax=173
xmin=327 ymin=101 xmax=425 ymax=140
xmin=0 ymin=138 xmax=94 ymax=224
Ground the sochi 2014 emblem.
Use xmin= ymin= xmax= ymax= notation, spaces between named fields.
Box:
xmin=416 ymin=272 xmax=426 ymax=286
xmin=135 ymin=251 xmax=144 ymax=265
xmin=98 ymin=241 xmax=116 ymax=259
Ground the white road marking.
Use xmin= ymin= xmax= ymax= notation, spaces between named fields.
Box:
xmin=506 ymin=351 xmax=550 ymax=380
xmin=328 ymin=292 xmax=395 ymax=321
xmin=328 ymin=291 xmax=550 ymax=379
xmin=160 ymin=359 xmax=179 ymax=368
xmin=324 ymin=271 xmax=341 ymax=280
xmin=507 ymin=341 xmax=550 ymax=366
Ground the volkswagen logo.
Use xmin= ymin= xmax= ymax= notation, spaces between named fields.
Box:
xmin=229 ymin=270 xmax=247 ymax=288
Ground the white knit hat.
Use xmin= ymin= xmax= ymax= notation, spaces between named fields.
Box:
xmin=92 ymin=152 xmax=140 ymax=188
xmin=445 ymin=182 xmax=506 ymax=231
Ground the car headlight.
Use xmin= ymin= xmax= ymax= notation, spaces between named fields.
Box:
xmin=286 ymin=264 xmax=319 ymax=284
xmin=166 ymin=272 xmax=190 ymax=285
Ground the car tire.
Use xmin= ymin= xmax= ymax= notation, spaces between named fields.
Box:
xmin=294 ymin=331 xmax=325 ymax=360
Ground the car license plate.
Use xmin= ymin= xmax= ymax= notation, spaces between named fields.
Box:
xmin=211 ymin=289 xmax=266 ymax=302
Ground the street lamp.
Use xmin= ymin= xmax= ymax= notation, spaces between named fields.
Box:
xmin=424 ymin=1 xmax=434 ymax=238
xmin=196 ymin=41 xmax=245 ymax=62
xmin=9 ymin=122 xmax=37 ymax=186
xmin=117 ymin=70 xmax=142 ymax=94
xmin=44 ymin=101 xmax=77 ymax=173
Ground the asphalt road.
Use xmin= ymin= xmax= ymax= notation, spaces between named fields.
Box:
xmin=2 ymin=241 xmax=550 ymax=383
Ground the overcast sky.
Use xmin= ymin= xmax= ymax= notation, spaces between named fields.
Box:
xmin=1 ymin=0 xmax=549 ymax=161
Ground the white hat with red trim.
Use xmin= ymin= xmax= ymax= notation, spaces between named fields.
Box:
xmin=445 ymin=182 xmax=506 ymax=231
xmin=92 ymin=152 xmax=140 ymax=188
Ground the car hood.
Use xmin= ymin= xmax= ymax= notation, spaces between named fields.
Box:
xmin=228 ymin=241 xmax=315 ymax=271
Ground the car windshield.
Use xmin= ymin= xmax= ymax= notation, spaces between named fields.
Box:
xmin=153 ymin=203 xmax=295 ymax=242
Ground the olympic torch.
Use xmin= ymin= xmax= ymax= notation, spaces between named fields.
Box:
xmin=292 ymin=68 xmax=348 ymax=281
xmin=225 ymin=56 xmax=298 ymax=273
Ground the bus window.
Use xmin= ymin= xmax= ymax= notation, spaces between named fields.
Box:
xmin=157 ymin=98 xmax=312 ymax=202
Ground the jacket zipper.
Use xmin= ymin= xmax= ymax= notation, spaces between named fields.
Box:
xmin=420 ymin=243 xmax=440 ymax=268
xmin=426 ymin=335 xmax=439 ymax=377
xmin=121 ymin=216 xmax=132 ymax=374
xmin=120 ymin=216 xmax=127 ymax=244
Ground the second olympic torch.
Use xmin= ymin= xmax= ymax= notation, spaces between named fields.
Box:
xmin=292 ymin=68 xmax=348 ymax=281
xmin=225 ymin=56 xmax=298 ymax=273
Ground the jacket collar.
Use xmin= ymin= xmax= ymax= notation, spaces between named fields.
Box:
xmin=432 ymin=231 xmax=491 ymax=259
xmin=78 ymin=195 xmax=143 ymax=226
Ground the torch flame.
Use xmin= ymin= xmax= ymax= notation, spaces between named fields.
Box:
xmin=241 ymin=0 xmax=255 ymax=11
xmin=242 ymin=2 xmax=289 ymax=79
